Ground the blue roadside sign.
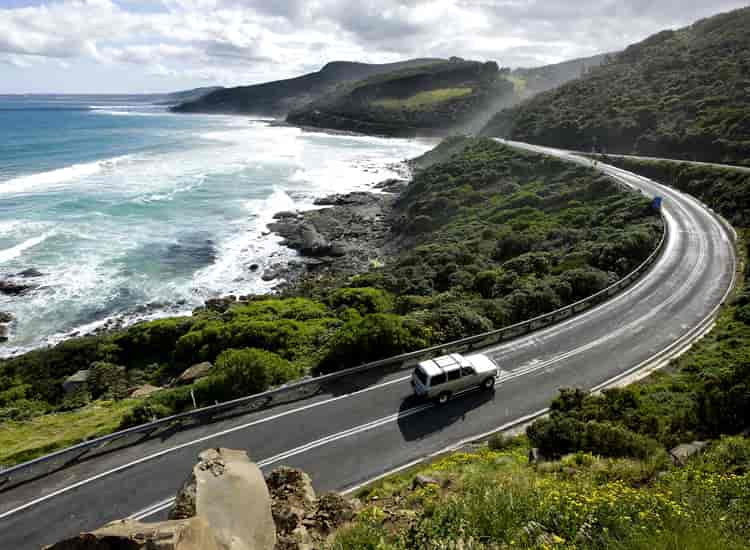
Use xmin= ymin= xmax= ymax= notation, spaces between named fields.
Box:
xmin=652 ymin=196 xmax=663 ymax=210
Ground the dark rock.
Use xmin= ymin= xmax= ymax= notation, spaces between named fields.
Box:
xmin=249 ymin=263 xmax=259 ymax=271
xmin=374 ymin=178 xmax=408 ymax=193
xmin=16 ymin=268 xmax=44 ymax=278
xmin=204 ymin=296 xmax=236 ymax=312
xmin=273 ymin=210 xmax=299 ymax=219
xmin=0 ymin=311 xmax=13 ymax=324
xmin=313 ymin=191 xmax=375 ymax=207
xmin=299 ymin=226 xmax=332 ymax=256
xmin=261 ymin=270 xmax=279 ymax=281
xmin=0 ymin=279 xmax=34 ymax=296
xmin=412 ymin=474 xmax=440 ymax=489
xmin=0 ymin=324 xmax=8 ymax=343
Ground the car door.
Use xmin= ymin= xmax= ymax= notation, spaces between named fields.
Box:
xmin=460 ymin=365 xmax=478 ymax=389
xmin=445 ymin=367 xmax=463 ymax=393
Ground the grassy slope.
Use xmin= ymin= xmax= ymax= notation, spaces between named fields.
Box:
xmin=372 ymin=88 xmax=474 ymax=110
xmin=0 ymin=139 xmax=661 ymax=467
xmin=0 ymin=400 xmax=138 ymax=466
xmin=333 ymin=437 xmax=750 ymax=549
xmin=482 ymin=7 xmax=750 ymax=165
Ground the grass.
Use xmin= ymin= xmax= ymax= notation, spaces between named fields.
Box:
xmin=331 ymin=437 xmax=750 ymax=549
xmin=507 ymin=75 xmax=527 ymax=96
xmin=372 ymin=87 xmax=474 ymax=110
xmin=0 ymin=399 xmax=139 ymax=468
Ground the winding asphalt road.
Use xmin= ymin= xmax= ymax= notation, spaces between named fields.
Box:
xmin=0 ymin=143 xmax=736 ymax=549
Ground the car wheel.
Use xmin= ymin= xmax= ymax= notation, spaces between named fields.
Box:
xmin=483 ymin=377 xmax=495 ymax=390
xmin=437 ymin=392 xmax=450 ymax=405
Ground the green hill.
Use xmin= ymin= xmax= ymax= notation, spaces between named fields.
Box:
xmin=286 ymin=59 xmax=514 ymax=136
xmin=481 ymin=7 xmax=750 ymax=165
xmin=171 ymin=59 xmax=441 ymax=116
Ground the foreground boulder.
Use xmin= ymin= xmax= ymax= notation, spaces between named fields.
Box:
xmin=170 ymin=448 xmax=276 ymax=550
xmin=267 ymin=466 xmax=358 ymax=550
xmin=45 ymin=517 xmax=220 ymax=550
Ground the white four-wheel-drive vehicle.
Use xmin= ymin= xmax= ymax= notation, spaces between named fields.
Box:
xmin=411 ymin=353 xmax=499 ymax=404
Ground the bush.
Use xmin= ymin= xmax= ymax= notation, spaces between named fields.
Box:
xmin=487 ymin=433 xmax=515 ymax=451
xmin=119 ymin=402 xmax=173 ymax=429
xmin=89 ymin=362 xmax=129 ymax=400
xmin=328 ymin=287 xmax=394 ymax=315
xmin=206 ymin=348 xmax=300 ymax=399
xmin=736 ymin=304 xmax=750 ymax=324
xmin=427 ymin=302 xmax=493 ymax=341
xmin=700 ymin=436 xmax=750 ymax=474
xmin=527 ymin=416 xmax=660 ymax=459
xmin=316 ymin=314 xmax=429 ymax=374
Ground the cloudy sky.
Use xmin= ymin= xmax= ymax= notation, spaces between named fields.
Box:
xmin=0 ymin=0 xmax=747 ymax=94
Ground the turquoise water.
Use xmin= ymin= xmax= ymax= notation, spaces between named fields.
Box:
xmin=0 ymin=96 xmax=430 ymax=354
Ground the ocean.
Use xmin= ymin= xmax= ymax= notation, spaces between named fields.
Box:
xmin=0 ymin=95 xmax=431 ymax=355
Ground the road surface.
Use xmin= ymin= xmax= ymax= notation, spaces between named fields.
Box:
xmin=0 ymin=144 xmax=736 ymax=549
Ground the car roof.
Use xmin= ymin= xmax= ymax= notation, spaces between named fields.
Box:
xmin=417 ymin=353 xmax=465 ymax=377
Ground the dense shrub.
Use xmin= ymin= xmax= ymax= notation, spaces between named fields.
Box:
xmin=527 ymin=416 xmax=660 ymax=459
xmin=212 ymin=347 xmax=300 ymax=395
xmin=328 ymin=287 xmax=394 ymax=315
xmin=316 ymin=314 xmax=429 ymax=374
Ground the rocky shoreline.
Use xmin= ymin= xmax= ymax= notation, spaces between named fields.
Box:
xmin=261 ymin=178 xmax=408 ymax=293
xmin=0 ymin=169 xmax=412 ymax=348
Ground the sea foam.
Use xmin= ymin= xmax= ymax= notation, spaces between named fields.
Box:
xmin=0 ymin=155 xmax=132 ymax=194
xmin=0 ymin=232 xmax=52 ymax=264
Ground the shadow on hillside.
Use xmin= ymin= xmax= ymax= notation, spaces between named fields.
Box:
xmin=396 ymin=386 xmax=496 ymax=442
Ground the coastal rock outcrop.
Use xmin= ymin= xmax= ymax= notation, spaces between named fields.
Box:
xmin=265 ymin=188 xmax=397 ymax=291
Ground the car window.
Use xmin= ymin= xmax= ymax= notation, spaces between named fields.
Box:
xmin=431 ymin=373 xmax=446 ymax=386
xmin=461 ymin=366 xmax=476 ymax=377
xmin=414 ymin=367 xmax=427 ymax=385
xmin=447 ymin=369 xmax=461 ymax=381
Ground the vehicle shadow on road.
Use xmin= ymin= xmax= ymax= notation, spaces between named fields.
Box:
xmin=396 ymin=387 xmax=496 ymax=442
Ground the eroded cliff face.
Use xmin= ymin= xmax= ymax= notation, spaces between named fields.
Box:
xmin=46 ymin=448 xmax=359 ymax=550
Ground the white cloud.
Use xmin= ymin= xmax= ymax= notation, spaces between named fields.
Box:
xmin=0 ymin=0 xmax=747 ymax=92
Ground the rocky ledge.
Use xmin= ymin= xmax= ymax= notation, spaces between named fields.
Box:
xmin=264 ymin=180 xmax=407 ymax=291
xmin=48 ymin=448 xmax=359 ymax=550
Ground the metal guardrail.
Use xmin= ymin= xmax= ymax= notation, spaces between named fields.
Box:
xmin=0 ymin=208 xmax=668 ymax=492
